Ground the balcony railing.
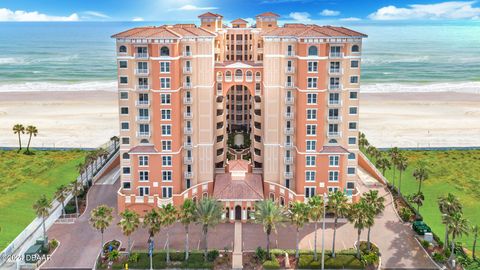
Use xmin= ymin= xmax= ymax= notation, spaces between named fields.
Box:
xmin=184 ymin=127 xmax=193 ymax=134
xmin=184 ymin=142 xmax=193 ymax=149
xmin=328 ymin=100 xmax=342 ymax=106
xmin=184 ymin=156 xmax=193 ymax=164
xmin=255 ymin=75 xmax=261 ymax=82
xmin=135 ymin=68 xmax=149 ymax=75
xmin=183 ymin=96 xmax=192 ymax=104
xmin=286 ymin=66 xmax=295 ymax=73
xmin=184 ymin=171 xmax=193 ymax=178
xmin=284 ymin=141 xmax=293 ymax=148
xmin=284 ymin=127 xmax=294 ymax=135
xmin=183 ymin=66 xmax=192 ymax=73
xmin=246 ymin=76 xmax=253 ymax=82
xmin=285 ymin=96 xmax=294 ymax=104
xmin=134 ymin=53 xmax=149 ymax=59
xmin=184 ymin=112 xmax=193 ymax=119
xmin=234 ymin=75 xmax=243 ymax=82
xmin=183 ymin=82 xmax=192 ymax=89
xmin=225 ymin=75 xmax=232 ymax=82
xmin=136 ymin=131 xmax=151 ymax=138
xmin=216 ymin=76 xmax=223 ymax=82
xmin=327 ymin=115 xmax=342 ymax=122
xmin=136 ymin=84 xmax=149 ymax=91
xmin=286 ymin=51 xmax=295 ymax=56
xmin=329 ymin=52 xmax=344 ymax=58
xmin=285 ymin=112 xmax=294 ymax=119
xmin=136 ymin=116 xmax=150 ymax=122
xmin=285 ymin=82 xmax=295 ymax=89
xmin=328 ymin=131 xmax=342 ymax=137
xmin=135 ymin=100 xmax=150 ymax=106
xmin=328 ymin=84 xmax=342 ymax=91
xmin=284 ymin=157 xmax=293 ymax=164
xmin=329 ymin=68 xmax=344 ymax=75
xmin=183 ymin=51 xmax=192 ymax=56
xmin=284 ymin=171 xmax=293 ymax=178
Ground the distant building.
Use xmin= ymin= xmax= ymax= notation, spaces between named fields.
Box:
xmin=112 ymin=12 xmax=367 ymax=221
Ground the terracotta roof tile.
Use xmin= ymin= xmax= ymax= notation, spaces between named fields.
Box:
xmin=128 ymin=145 xmax=158 ymax=154
xmin=213 ymin=173 xmax=264 ymax=200
xmin=320 ymin=145 xmax=350 ymax=154
xmin=198 ymin=12 xmax=223 ymax=18
xmin=112 ymin=25 xmax=216 ymax=39
xmin=231 ymin=18 xmax=248 ymax=24
xmin=256 ymin=12 xmax=280 ymax=18
xmin=261 ymin=24 xmax=366 ymax=38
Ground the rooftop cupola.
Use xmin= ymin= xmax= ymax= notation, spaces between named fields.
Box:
xmin=255 ymin=12 xmax=280 ymax=29
xmin=231 ymin=18 xmax=248 ymax=28
xmin=198 ymin=12 xmax=223 ymax=31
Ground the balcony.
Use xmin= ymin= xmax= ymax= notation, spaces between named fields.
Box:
xmin=234 ymin=75 xmax=243 ymax=82
xmin=284 ymin=127 xmax=294 ymax=135
xmin=286 ymin=66 xmax=295 ymax=73
xmin=184 ymin=142 xmax=193 ymax=149
xmin=328 ymin=131 xmax=342 ymax=138
xmin=135 ymin=100 xmax=150 ymax=107
xmin=285 ymin=112 xmax=294 ymax=119
xmin=183 ymin=66 xmax=192 ymax=74
xmin=183 ymin=51 xmax=192 ymax=57
xmin=183 ymin=96 xmax=193 ymax=104
xmin=284 ymin=141 xmax=293 ymax=148
xmin=184 ymin=111 xmax=193 ymax=119
xmin=285 ymin=82 xmax=295 ymax=89
xmin=136 ymin=116 xmax=150 ymax=122
xmin=328 ymin=84 xmax=342 ymax=91
xmin=285 ymin=96 xmax=294 ymax=105
xmin=136 ymin=84 xmax=149 ymax=91
xmin=136 ymin=131 xmax=151 ymax=138
xmin=284 ymin=157 xmax=293 ymax=164
xmin=225 ymin=75 xmax=232 ymax=82
xmin=216 ymin=75 xmax=223 ymax=82
xmin=328 ymin=100 xmax=342 ymax=106
xmin=255 ymin=75 xmax=261 ymax=82
xmin=327 ymin=115 xmax=342 ymax=122
xmin=286 ymin=51 xmax=295 ymax=56
xmin=135 ymin=68 xmax=149 ymax=76
xmin=184 ymin=156 xmax=193 ymax=164
xmin=134 ymin=53 xmax=149 ymax=59
xmin=329 ymin=52 xmax=344 ymax=58
xmin=329 ymin=68 xmax=344 ymax=75
xmin=183 ymin=82 xmax=192 ymax=89
xmin=284 ymin=171 xmax=293 ymax=178
xmin=184 ymin=127 xmax=193 ymax=134
xmin=184 ymin=171 xmax=193 ymax=178
xmin=246 ymin=75 xmax=253 ymax=82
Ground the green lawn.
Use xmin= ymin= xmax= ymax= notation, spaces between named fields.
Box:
xmin=0 ymin=150 xmax=89 ymax=251
xmin=370 ymin=149 xmax=480 ymax=250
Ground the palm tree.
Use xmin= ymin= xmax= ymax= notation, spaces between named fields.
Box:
xmin=161 ymin=203 xmax=178 ymax=264
xmin=70 ymin=179 xmax=83 ymax=217
xmin=388 ymin=147 xmax=400 ymax=188
xmin=288 ymin=201 xmax=309 ymax=259
xmin=254 ymin=199 xmax=285 ymax=259
xmin=76 ymin=162 xmax=86 ymax=186
xmin=376 ymin=155 xmax=391 ymax=176
xmin=472 ymin=225 xmax=479 ymax=260
xmin=438 ymin=193 xmax=463 ymax=248
xmin=143 ymin=208 xmax=162 ymax=269
xmin=412 ymin=191 xmax=425 ymax=212
xmin=55 ymin=185 xmax=68 ymax=216
xmin=413 ymin=165 xmax=429 ymax=194
xmin=110 ymin=136 xmax=119 ymax=150
xmin=85 ymin=151 xmax=98 ymax=185
xmin=348 ymin=199 xmax=373 ymax=259
xmin=97 ymin=148 xmax=110 ymax=165
xmin=445 ymin=212 xmax=469 ymax=262
xmin=307 ymin=195 xmax=324 ymax=261
xmin=33 ymin=195 xmax=51 ymax=242
xmin=12 ymin=124 xmax=25 ymax=153
xmin=179 ymin=199 xmax=196 ymax=260
xmin=328 ymin=191 xmax=349 ymax=258
xmin=25 ymin=125 xmax=38 ymax=154
xmin=118 ymin=209 xmax=140 ymax=256
xmin=358 ymin=132 xmax=369 ymax=149
xmin=363 ymin=190 xmax=385 ymax=250
xmin=195 ymin=197 xmax=223 ymax=261
xmin=366 ymin=146 xmax=380 ymax=160
xmin=89 ymin=205 xmax=114 ymax=256
xmin=396 ymin=155 xmax=408 ymax=194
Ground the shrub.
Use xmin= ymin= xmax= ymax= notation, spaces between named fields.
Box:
xmin=255 ymin=247 xmax=267 ymax=262
xmin=170 ymin=251 xmax=185 ymax=261
xmin=107 ymin=250 xmax=120 ymax=262
xmin=262 ymin=256 xmax=280 ymax=269
xmin=207 ymin=249 xmax=219 ymax=262
xmin=64 ymin=204 xmax=76 ymax=214
xmin=128 ymin=253 xmax=139 ymax=263
xmin=362 ymin=252 xmax=379 ymax=266
xmin=432 ymin=252 xmax=445 ymax=263
xmin=421 ymin=240 xmax=430 ymax=249
xmin=399 ymin=207 xmax=414 ymax=222
xmin=49 ymin=239 xmax=59 ymax=250
xmin=359 ymin=241 xmax=380 ymax=255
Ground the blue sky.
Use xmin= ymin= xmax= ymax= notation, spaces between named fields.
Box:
xmin=0 ymin=0 xmax=479 ymax=22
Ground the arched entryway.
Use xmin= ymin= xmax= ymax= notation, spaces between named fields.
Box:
xmin=235 ymin=205 xmax=242 ymax=220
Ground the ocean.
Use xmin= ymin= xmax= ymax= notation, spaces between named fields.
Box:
xmin=0 ymin=21 xmax=479 ymax=93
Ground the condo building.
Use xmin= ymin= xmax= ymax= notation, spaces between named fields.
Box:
xmin=112 ymin=12 xmax=367 ymax=220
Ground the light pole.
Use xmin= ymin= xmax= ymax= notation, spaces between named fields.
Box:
xmin=321 ymin=193 xmax=328 ymax=270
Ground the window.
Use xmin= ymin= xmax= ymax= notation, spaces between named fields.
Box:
xmin=329 ymin=93 xmax=340 ymax=104
xmin=305 ymin=187 xmax=316 ymax=198
xmin=306 ymin=109 xmax=317 ymax=120
xmin=160 ymin=46 xmax=170 ymax=56
xmin=350 ymin=76 xmax=359 ymax=84
xmin=162 ymin=187 xmax=173 ymax=198
xmin=329 ymin=155 xmax=339 ymax=166
xmin=161 ymin=109 xmax=171 ymax=120
xmin=160 ymin=62 xmax=170 ymax=73
xmin=139 ymin=156 xmax=149 ymax=166
xmin=123 ymin=182 xmax=131 ymax=189
xmin=138 ymin=108 xmax=149 ymax=120
xmin=306 ymin=155 xmax=316 ymax=166
xmin=352 ymin=45 xmax=360 ymax=52
xmin=120 ymin=107 xmax=129 ymax=115
xmin=349 ymin=122 xmax=357 ymax=130
xmin=329 ymin=171 xmax=339 ymax=182
xmin=161 ymin=125 xmax=171 ymax=136
xmin=122 ymin=153 xmax=130 ymax=160
xmin=329 ymin=124 xmax=339 ymax=134
xmin=348 ymin=153 xmax=356 ymax=160
xmin=119 ymin=61 xmax=127 ymax=68
xmin=306 ymin=124 xmax=316 ymax=136
xmin=122 ymin=167 xmax=131 ymax=174
xmin=120 ymin=91 xmax=128 ymax=100
xmin=119 ymin=76 xmax=128 ymax=84
xmin=139 ymin=124 xmax=150 ymax=135
xmin=121 ymin=122 xmax=129 ymax=131
xmin=162 ymin=140 xmax=172 ymax=151
xmin=307 ymin=77 xmax=317 ymax=89
xmin=351 ymin=60 xmax=359 ymax=68
xmin=162 ymin=171 xmax=172 ymax=182
xmin=161 ymin=93 xmax=171 ymax=104
xmin=306 ymin=171 xmax=316 ymax=182
xmin=347 ymin=182 xmax=355 ymax=189
xmin=307 ymin=61 xmax=318 ymax=72
xmin=348 ymin=137 xmax=357 ymax=145
xmin=329 ymin=108 xmax=339 ymax=120
xmin=328 ymin=187 xmax=339 ymax=193
xmin=348 ymin=167 xmax=356 ymax=175
xmin=350 ymin=91 xmax=358 ymax=99
xmin=308 ymin=46 xmax=318 ymax=56
xmin=307 ymin=93 xmax=317 ymax=104
xmin=139 ymin=186 xmax=150 ymax=196
xmin=121 ymin=137 xmax=130 ymax=145
xmin=349 ymin=107 xmax=358 ymax=115
xmin=139 ymin=171 xmax=149 ymax=181
xmin=160 ymin=78 xmax=171 ymax=89
xmin=306 ymin=140 xmax=316 ymax=151
xmin=162 ymin=156 xmax=172 ymax=166
xmin=119 ymin=45 xmax=127 ymax=53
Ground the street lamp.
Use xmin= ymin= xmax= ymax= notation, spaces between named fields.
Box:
xmin=321 ymin=193 xmax=328 ymax=270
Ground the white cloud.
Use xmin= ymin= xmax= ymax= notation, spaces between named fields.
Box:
xmin=288 ymin=12 xmax=311 ymax=21
xmin=320 ymin=9 xmax=340 ymax=16
xmin=83 ymin=11 xmax=110 ymax=19
xmin=132 ymin=17 xmax=144 ymax=22
xmin=176 ymin=4 xmax=218 ymax=11
xmin=244 ymin=17 xmax=256 ymax=25
xmin=0 ymin=8 xmax=79 ymax=21
xmin=340 ymin=17 xmax=362 ymax=21
xmin=368 ymin=1 xmax=480 ymax=20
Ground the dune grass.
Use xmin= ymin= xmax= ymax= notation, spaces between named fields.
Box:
xmin=370 ymin=149 xmax=480 ymax=251
xmin=0 ymin=149 xmax=88 ymax=251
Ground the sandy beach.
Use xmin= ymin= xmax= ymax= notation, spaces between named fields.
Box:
xmin=1 ymin=90 xmax=479 ymax=148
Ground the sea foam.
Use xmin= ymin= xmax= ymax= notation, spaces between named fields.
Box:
xmin=361 ymin=82 xmax=480 ymax=94
xmin=0 ymin=81 xmax=117 ymax=93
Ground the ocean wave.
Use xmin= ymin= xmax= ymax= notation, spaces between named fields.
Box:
xmin=361 ymin=82 xmax=480 ymax=94
xmin=0 ymin=57 xmax=27 ymax=65
xmin=0 ymin=81 xmax=117 ymax=92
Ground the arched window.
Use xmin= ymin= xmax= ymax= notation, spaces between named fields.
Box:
xmin=160 ymin=46 xmax=170 ymax=56
xmin=280 ymin=196 xmax=285 ymax=206
xmin=140 ymin=139 xmax=149 ymax=144
xmin=226 ymin=207 xmax=230 ymax=219
xmin=246 ymin=207 xmax=252 ymax=219
xmin=269 ymin=193 xmax=275 ymax=201
xmin=328 ymin=139 xmax=338 ymax=144
xmin=352 ymin=45 xmax=360 ymax=53
xmin=119 ymin=45 xmax=127 ymax=53
xmin=235 ymin=69 xmax=243 ymax=77
xmin=246 ymin=70 xmax=252 ymax=77
xmin=217 ymin=71 xmax=223 ymax=79
xmin=255 ymin=72 xmax=261 ymax=79
xmin=348 ymin=153 xmax=356 ymax=159
xmin=308 ymin=46 xmax=318 ymax=56
xmin=122 ymin=153 xmax=130 ymax=160
xmin=226 ymin=71 xmax=232 ymax=77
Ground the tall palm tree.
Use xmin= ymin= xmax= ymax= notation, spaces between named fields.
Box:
xmin=118 ymin=209 xmax=140 ymax=256
xmin=438 ymin=193 xmax=463 ymax=247
xmin=363 ymin=190 xmax=385 ymax=250
xmin=161 ymin=203 xmax=178 ymax=264
xmin=307 ymin=195 xmax=324 ymax=261
xmin=97 ymin=148 xmax=110 ymax=165
xmin=472 ymin=225 xmax=479 ymax=260
xmin=76 ymin=162 xmax=86 ymax=186
xmin=348 ymin=199 xmax=373 ymax=259
xmin=70 ymin=179 xmax=83 ymax=217
xmin=358 ymin=132 xmax=369 ymax=149
xmin=388 ymin=147 xmax=400 ymax=188
xmin=89 ymin=205 xmax=114 ymax=256
xmin=12 ymin=124 xmax=25 ymax=153
xmin=33 ymin=195 xmax=51 ymax=242
xmin=25 ymin=125 xmax=38 ymax=154
xmin=195 ymin=197 xmax=223 ymax=261
xmin=328 ymin=191 xmax=349 ymax=258
xmin=376 ymin=155 xmax=391 ymax=176
xmin=179 ymin=199 xmax=196 ymax=260
xmin=254 ymin=199 xmax=285 ymax=259
xmin=288 ymin=201 xmax=309 ymax=259
xmin=412 ymin=191 xmax=425 ymax=212
xmin=143 ymin=208 xmax=162 ymax=269
xmin=366 ymin=146 xmax=380 ymax=160
xmin=413 ymin=165 xmax=429 ymax=194
xmin=445 ymin=212 xmax=469 ymax=262
xmin=110 ymin=136 xmax=119 ymax=150
xmin=396 ymin=155 xmax=408 ymax=194
xmin=55 ymin=185 xmax=68 ymax=216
